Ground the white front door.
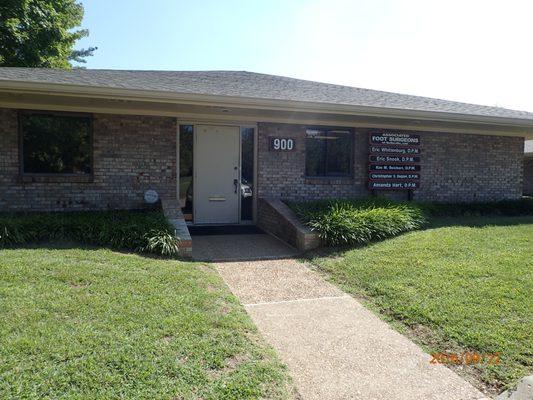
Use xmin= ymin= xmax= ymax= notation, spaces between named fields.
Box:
xmin=194 ymin=125 xmax=240 ymax=224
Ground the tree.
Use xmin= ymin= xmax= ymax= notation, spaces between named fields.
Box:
xmin=0 ymin=0 xmax=96 ymax=68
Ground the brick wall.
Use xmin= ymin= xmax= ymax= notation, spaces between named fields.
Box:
xmin=257 ymin=123 xmax=368 ymax=200
xmin=257 ymin=198 xmax=320 ymax=251
xmin=257 ymin=122 xmax=524 ymax=203
xmin=1 ymin=111 xmax=524 ymax=212
xmin=415 ymin=131 xmax=523 ymax=202
xmin=0 ymin=108 xmax=177 ymax=211
xmin=257 ymin=197 xmax=300 ymax=248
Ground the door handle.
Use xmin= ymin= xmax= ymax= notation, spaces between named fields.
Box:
xmin=233 ymin=179 xmax=238 ymax=194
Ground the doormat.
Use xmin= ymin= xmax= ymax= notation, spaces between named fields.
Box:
xmin=188 ymin=225 xmax=264 ymax=236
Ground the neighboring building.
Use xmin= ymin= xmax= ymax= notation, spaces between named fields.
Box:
xmin=1 ymin=68 xmax=532 ymax=232
xmin=525 ymin=140 xmax=533 ymax=196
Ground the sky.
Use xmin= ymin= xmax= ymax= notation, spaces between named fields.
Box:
xmin=76 ymin=0 xmax=533 ymax=112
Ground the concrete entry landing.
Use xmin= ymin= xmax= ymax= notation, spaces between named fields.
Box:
xmin=215 ymin=258 xmax=487 ymax=400
xmin=191 ymin=231 xmax=299 ymax=262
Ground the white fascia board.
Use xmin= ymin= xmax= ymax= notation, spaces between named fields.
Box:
xmin=1 ymin=79 xmax=533 ymax=129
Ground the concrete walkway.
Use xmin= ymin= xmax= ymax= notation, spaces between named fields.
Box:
xmin=192 ymin=233 xmax=299 ymax=261
xmin=215 ymin=257 xmax=487 ymax=400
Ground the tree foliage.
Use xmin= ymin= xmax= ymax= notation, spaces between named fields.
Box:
xmin=0 ymin=0 xmax=96 ymax=68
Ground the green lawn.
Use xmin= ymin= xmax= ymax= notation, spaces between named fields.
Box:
xmin=308 ymin=216 xmax=533 ymax=393
xmin=0 ymin=248 xmax=291 ymax=400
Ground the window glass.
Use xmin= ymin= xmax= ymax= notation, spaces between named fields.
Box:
xmin=240 ymin=127 xmax=254 ymax=221
xmin=179 ymin=125 xmax=194 ymax=219
xmin=21 ymin=113 xmax=92 ymax=174
xmin=305 ymin=129 xmax=352 ymax=177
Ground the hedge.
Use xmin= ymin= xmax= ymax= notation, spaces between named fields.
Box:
xmin=288 ymin=198 xmax=426 ymax=246
xmin=0 ymin=210 xmax=180 ymax=256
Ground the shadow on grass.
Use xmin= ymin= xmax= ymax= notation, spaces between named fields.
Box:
xmin=426 ymin=215 xmax=533 ymax=229
xmin=0 ymin=241 xmax=189 ymax=262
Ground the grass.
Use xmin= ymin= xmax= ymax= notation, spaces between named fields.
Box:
xmin=307 ymin=216 xmax=533 ymax=394
xmin=0 ymin=247 xmax=291 ymax=399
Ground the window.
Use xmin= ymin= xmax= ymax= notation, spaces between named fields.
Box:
xmin=20 ymin=112 xmax=92 ymax=174
xmin=240 ymin=127 xmax=254 ymax=221
xmin=305 ymin=128 xmax=353 ymax=177
xmin=179 ymin=125 xmax=194 ymax=219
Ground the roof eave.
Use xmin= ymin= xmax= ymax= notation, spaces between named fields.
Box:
xmin=1 ymin=79 xmax=533 ymax=130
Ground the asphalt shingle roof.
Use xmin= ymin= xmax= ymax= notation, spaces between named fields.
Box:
xmin=1 ymin=68 xmax=533 ymax=121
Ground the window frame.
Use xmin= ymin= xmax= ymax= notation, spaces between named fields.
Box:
xmin=304 ymin=126 xmax=354 ymax=178
xmin=18 ymin=110 xmax=94 ymax=179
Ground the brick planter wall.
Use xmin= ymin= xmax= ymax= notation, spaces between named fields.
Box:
xmin=257 ymin=122 xmax=524 ymax=203
xmin=0 ymin=108 xmax=177 ymax=211
xmin=257 ymin=197 xmax=320 ymax=251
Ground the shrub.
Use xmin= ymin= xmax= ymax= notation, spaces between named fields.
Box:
xmin=0 ymin=210 xmax=180 ymax=256
xmin=140 ymin=229 xmax=181 ymax=256
xmin=288 ymin=198 xmax=426 ymax=246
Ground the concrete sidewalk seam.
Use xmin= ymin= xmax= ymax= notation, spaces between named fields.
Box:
xmin=215 ymin=257 xmax=485 ymax=400
xmin=244 ymin=294 xmax=351 ymax=307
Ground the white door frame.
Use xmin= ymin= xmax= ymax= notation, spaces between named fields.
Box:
xmin=176 ymin=120 xmax=258 ymax=225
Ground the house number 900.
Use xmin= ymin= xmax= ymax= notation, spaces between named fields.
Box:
xmin=270 ymin=137 xmax=294 ymax=151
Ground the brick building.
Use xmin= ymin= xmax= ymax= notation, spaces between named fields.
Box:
xmin=1 ymin=69 xmax=532 ymax=240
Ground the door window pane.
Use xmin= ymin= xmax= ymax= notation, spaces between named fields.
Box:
xmin=305 ymin=129 xmax=352 ymax=177
xmin=179 ymin=125 xmax=193 ymax=219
